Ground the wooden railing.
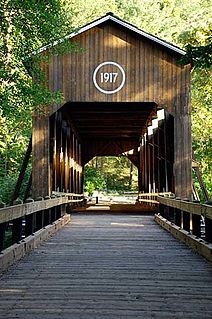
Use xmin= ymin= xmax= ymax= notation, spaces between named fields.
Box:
xmin=158 ymin=196 xmax=212 ymax=243
xmin=137 ymin=192 xmax=173 ymax=206
xmin=138 ymin=192 xmax=212 ymax=244
xmin=0 ymin=193 xmax=84 ymax=252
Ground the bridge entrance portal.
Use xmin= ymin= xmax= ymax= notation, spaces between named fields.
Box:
xmin=32 ymin=13 xmax=192 ymax=199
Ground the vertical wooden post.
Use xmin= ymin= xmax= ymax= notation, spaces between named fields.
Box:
xmin=50 ymin=195 xmax=57 ymax=222
xmin=164 ymin=112 xmax=168 ymax=192
xmin=25 ymin=215 xmax=33 ymax=237
xmin=70 ymin=130 xmax=73 ymax=193
xmin=79 ymin=143 xmax=82 ymax=193
xmin=25 ymin=198 xmax=35 ymax=237
xmin=148 ymin=135 xmax=151 ymax=192
xmin=157 ymin=127 xmax=161 ymax=192
xmin=205 ymin=218 xmax=212 ymax=244
xmin=76 ymin=138 xmax=79 ymax=194
xmin=0 ymin=223 xmax=6 ymax=251
xmin=60 ymin=123 xmax=64 ymax=192
xmin=72 ymin=133 xmax=76 ymax=193
xmin=32 ymin=114 xmax=50 ymax=198
xmin=44 ymin=196 xmax=51 ymax=225
xmin=138 ymin=140 xmax=141 ymax=192
xmin=12 ymin=200 xmax=23 ymax=243
xmin=56 ymin=113 xmax=61 ymax=191
xmin=12 ymin=218 xmax=22 ymax=243
xmin=159 ymin=203 xmax=165 ymax=218
xmin=168 ymin=206 xmax=175 ymax=223
xmin=35 ymin=197 xmax=44 ymax=231
xmin=174 ymin=208 xmax=181 ymax=227
xmin=56 ymin=205 xmax=62 ymax=219
xmin=140 ymin=138 xmax=144 ymax=192
xmin=52 ymin=113 xmax=57 ymax=191
xmin=183 ymin=211 xmax=190 ymax=232
xmin=152 ymin=133 xmax=156 ymax=193
xmin=65 ymin=128 xmax=70 ymax=192
xmin=144 ymin=134 xmax=148 ymax=192
xmin=154 ymin=129 xmax=159 ymax=192
xmin=192 ymin=214 xmax=201 ymax=237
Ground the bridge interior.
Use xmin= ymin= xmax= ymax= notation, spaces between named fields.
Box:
xmin=49 ymin=102 xmax=174 ymax=195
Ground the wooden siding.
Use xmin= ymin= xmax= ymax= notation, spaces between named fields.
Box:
xmin=45 ymin=24 xmax=190 ymax=110
xmin=33 ymin=21 xmax=192 ymax=198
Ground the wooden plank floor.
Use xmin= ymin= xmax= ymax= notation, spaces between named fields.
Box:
xmin=0 ymin=214 xmax=212 ymax=319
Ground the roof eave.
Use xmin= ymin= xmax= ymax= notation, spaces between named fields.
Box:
xmin=37 ymin=14 xmax=185 ymax=56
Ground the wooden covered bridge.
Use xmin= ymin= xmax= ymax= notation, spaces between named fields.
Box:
xmin=0 ymin=13 xmax=212 ymax=318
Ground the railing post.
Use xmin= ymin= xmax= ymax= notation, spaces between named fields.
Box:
xmin=192 ymin=214 xmax=201 ymax=237
xmin=55 ymin=194 xmax=62 ymax=219
xmin=25 ymin=198 xmax=35 ymax=237
xmin=205 ymin=218 xmax=212 ymax=243
xmin=44 ymin=196 xmax=51 ymax=225
xmin=35 ymin=197 xmax=44 ymax=230
xmin=168 ymin=206 xmax=175 ymax=223
xmin=182 ymin=211 xmax=190 ymax=232
xmin=0 ymin=201 xmax=6 ymax=251
xmin=174 ymin=208 xmax=181 ymax=227
xmin=60 ymin=194 xmax=67 ymax=217
xmin=174 ymin=198 xmax=181 ymax=227
xmin=159 ymin=203 xmax=164 ymax=217
xmin=51 ymin=195 xmax=57 ymax=222
xmin=205 ymin=201 xmax=212 ymax=244
xmin=192 ymin=200 xmax=201 ymax=237
xmin=182 ymin=199 xmax=190 ymax=232
xmin=12 ymin=199 xmax=23 ymax=243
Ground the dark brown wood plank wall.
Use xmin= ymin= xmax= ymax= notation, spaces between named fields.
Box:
xmin=44 ymin=25 xmax=190 ymax=108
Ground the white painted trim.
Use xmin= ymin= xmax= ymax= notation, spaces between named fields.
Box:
xmin=37 ymin=14 xmax=185 ymax=56
xmin=110 ymin=16 xmax=185 ymax=55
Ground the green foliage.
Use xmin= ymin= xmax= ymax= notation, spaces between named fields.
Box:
xmin=0 ymin=175 xmax=17 ymax=204
xmin=178 ymin=24 xmax=212 ymax=198
xmin=0 ymin=165 xmax=31 ymax=204
xmin=63 ymin=0 xmax=118 ymax=28
xmin=114 ymin=0 xmax=212 ymax=45
xmin=0 ymin=0 xmax=74 ymax=202
xmin=179 ymin=24 xmax=212 ymax=69
xmin=84 ymin=166 xmax=106 ymax=195
xmin=191 ymin=68 xmax=212 ymax=197
xmin=84 ymin=157 xmax=138 ymax=193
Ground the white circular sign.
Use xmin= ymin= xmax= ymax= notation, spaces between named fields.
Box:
xmin=93 ymin=61 xmax=125 ymax=94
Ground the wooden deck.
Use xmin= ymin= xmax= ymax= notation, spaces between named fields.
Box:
xmin=0 ymin=214 xmax=212 ymax=319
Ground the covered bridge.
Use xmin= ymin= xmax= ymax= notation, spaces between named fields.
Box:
xmin=32 ymin=13 xmax=192 ymax=199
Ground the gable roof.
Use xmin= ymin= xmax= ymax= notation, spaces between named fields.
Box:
xmin=38 ymin=12 xmax=185 ymax=56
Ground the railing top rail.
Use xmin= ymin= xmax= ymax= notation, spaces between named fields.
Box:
xmin=158 ymin=196 xmax=212 ymax=219
xmin=52 ymin=191 xmax=84 ymax=198
xmin=138 ymin=192 xmax=173 ymax=197
xmin=0 ymin=193 xmax=84 ymax=224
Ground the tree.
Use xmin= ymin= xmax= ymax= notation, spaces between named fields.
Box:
xmin=84 ymin=157 xmax=138 ymax=193
xmin=178 ymin=24 xmax=212 ymax=198
xmin=0 ymin=0 xmax=74 ymax=202
xmin=84 ymin=166 xmax=106 ymax=195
